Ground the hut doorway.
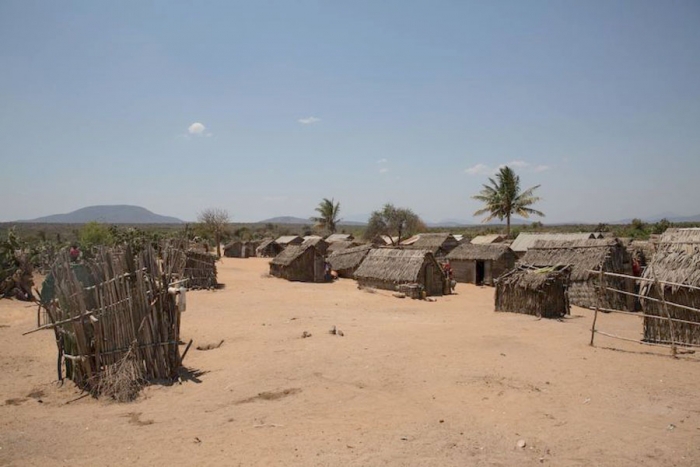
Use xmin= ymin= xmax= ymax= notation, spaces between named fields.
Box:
xmin=476 ymin=261 xmax=485 ymax=285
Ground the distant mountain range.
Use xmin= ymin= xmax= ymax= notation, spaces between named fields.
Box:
xmin=22 ymin=205 xmax=184 ymax=224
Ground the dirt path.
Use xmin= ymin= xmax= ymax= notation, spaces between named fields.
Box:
xmin=1 ymin=257 xmax=699 ymax=466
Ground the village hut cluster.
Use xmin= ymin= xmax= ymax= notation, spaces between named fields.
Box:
xmin=253 ymin=229 xmax=672 ymax=315
xmin=254 ymin=232 xmax=456 ymax=298
xmin=18 ymin=222 xmax=700 ymax=402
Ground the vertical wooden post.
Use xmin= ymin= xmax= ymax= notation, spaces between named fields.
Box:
xmin=590 ymin=269 xmax=604 ymax=346
xmin=590 ymin=306 xmax=599 ymax=346
xmin=655 ymin=274 xmax=677 ymax=358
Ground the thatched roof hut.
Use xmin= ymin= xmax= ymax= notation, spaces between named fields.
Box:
xmin=327 ymin=244 xmax=373 ymax=278
xmin=269 ymin=243 xmax=326 ymax=282
xmin=325 ymin=233 xmax=354 ymax=243
xmin=402 ymin=233 xmax=460 ymax=257
xmin=446 ymin=244 xmax=516 ymax=285
xmin=223 ymin=240 xmax=259 ymax=258
xmin=510 ymin=232 xmax=602 ymax=255
xmin=275 ymin=235 xmax=303 ymax=247
xmin=326 ymin=240 xmax=360 ymax=254
xmin=495 ymin=266 xmax=571 ymax=318
xmin=256 ymin=239 xmax=282 ymax=258
xmin=640 ymin=229 xmax=700 ymax=346
xmin=470 ymin=234 xmax=505 ymax=245
xmin=518 ymin=238 xmax=633 ymax=311
xmin=354 ymin=249 xmax=448 ymax=296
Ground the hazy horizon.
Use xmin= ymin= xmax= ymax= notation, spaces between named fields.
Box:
xmin=1 ymin=1 xmax=699 ymax=224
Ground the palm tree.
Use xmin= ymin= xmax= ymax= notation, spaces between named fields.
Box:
xmin=311 ymin=198 xmax=341 ymax=234
xmin=472 ymin=166 xmax=544 ymax=238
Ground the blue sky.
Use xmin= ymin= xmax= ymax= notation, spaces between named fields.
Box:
xmin=1 ymin=1 xmax=699 ymax=223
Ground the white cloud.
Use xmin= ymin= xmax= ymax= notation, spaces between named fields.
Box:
xmin=507 ymin=160 xmax=529 ymax=168
xmin=377 ymin=158 xmax=387 ymax=164
xmin=533 ymin=165 xmax=551 ymax=173
xmin=379 ymin=167 xmax=389 ymax=174
xmin=188 ymin=122 xmax=207 ymax=135
xmin=465 ymin=163 xmax=491 ymax=175
xmin=298 ymin=116 xmax=320 ymax=125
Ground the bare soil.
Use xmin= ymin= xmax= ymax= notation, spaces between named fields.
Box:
xmin=1 ymin=257 xmax=699 ymax=466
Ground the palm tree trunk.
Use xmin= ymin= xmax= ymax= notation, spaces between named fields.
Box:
xmin=506 ymin=214 xmax=511 ymax=239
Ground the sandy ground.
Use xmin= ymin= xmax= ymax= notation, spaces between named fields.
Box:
xmin=1 ymin=257 xmax=699 ymax=467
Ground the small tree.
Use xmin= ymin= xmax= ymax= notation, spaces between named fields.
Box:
xmin=310 ymin=198 xmax=341 ymax=234
xmin=363 ymin=204 xmax=426 ymax=245
xmin=197 ymin=208 xmax=230 ymax=258
xmin=652 ymin=218 xmax=670 ymax=235
xmin=79 ymin=222 xmax=113 ymax=250
xmin=472 ymin=166 xmax=544 ymax=238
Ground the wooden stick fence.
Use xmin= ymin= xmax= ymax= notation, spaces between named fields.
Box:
xmin=32 ymin=245 xmax=185 ymax=400
xmin=588 ymin=269 xmax=700 ymax=358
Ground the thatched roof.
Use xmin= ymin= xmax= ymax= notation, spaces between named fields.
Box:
xmin=510 ymin=232 xmax=601 ymax=253
xmin=327 ymin=245 xmax=372 ymax=272
xmin=518 ymin=238 xmax=621 ymax=281
xmin=470 ymin=234 xmax=504 ymax=245
xmin=303 ymin=235 xmax=323 ymax=241
xmin=401 ymin=233 xmax=458 ymax=254
xmin=643 ymin=229 xmax=700 ymax=287
xmin=302 ymin=237 xmax=327 ymax=247
xmin=325 ymin=233 xmax=354 ymax=243
xmin=276 ymin=235 xmax=302 ymax=245
xmin=355 ymin=249 xmax=435 ymax=283
xmin=257 ymin=238 xmax=275 ymax=250
xmin=270 ymin=244 xmax=316 ymax=266
xmin=327 ymin=240 xmax=358 ymax=254
xmin=498 ymin=265 xmax=570 ymax=291
xmin=447 ymin=243 xmax=513 ymax=261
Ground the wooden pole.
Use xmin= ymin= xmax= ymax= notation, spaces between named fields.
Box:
xmin=654 ymin=272 xmax=677 ymax=358
xmin=590 ymin=269 xmax=604 ymax=346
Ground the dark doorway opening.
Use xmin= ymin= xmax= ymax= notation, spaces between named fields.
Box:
xmin=476 ymin=261 xmax=485 ymax=285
